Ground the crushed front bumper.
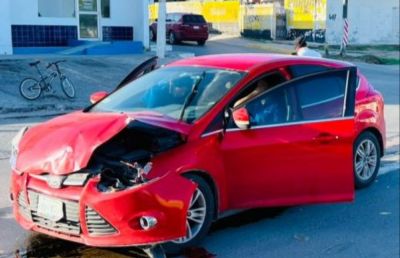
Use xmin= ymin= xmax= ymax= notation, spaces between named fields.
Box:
xmin=11 ymin=171 xmax=196 ymax=247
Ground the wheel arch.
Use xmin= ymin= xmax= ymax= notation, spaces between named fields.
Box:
xmin=181 ymin=170 xmax=219 ymax=220
xmin=357 ymin=127 xmax=384 ymax=157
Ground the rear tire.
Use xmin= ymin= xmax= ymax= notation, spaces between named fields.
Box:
xmin=354 ymin=131 xmax=381 ymax=188
xmin=61 ymin=77 xmax=75 ymax=98
xmin=162 ymin=174 xmax=215 ymax=255
xmin=197 ymin=40 xmax=206 ymax=46
xmin=169 ymin=32 xmax=177 ymax=45
xmin=19 ymin=78 xmax=41 ymax=100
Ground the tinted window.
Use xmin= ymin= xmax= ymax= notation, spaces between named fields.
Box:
xmin=246 ymin=85 xmax=294 ymax=127
xmin=204 ymin=112 xmax=225 ymax=134
xmin=295 ymin=70 xmax=347 ymax=120
xmin=233 ymin=72 xmax=286 ymax=108
xmin=183 ymin=15 xmax=206 ymax=24
xmin=234 ymin=70 xmax=348 ymax=128
xmin=101 ymin=0 xmax=110 ymax=18
xmin=289 ymin=65 xmax=331 ymax=78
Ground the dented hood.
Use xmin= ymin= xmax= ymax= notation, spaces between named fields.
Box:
xmin=16 ymin=111 xmax=189 ymax=175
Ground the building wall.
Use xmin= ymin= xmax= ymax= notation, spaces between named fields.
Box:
xmin=326 ymin=0 xmax=400 ymax=44
xmin=0 ymin=0 xmax=13 ymax=54
xmin=6 ymin=0 xmax=148 ymax=49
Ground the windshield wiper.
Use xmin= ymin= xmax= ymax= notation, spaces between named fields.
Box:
xmin=179 ymin=71 xmax=206 ymax=121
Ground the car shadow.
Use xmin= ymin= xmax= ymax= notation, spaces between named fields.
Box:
xmin=211 ymin=207 xmax=287 ymax=232
xmin=7 ymin=208 xmax=287 ymax=258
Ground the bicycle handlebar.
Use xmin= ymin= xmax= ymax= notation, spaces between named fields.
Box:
xmin=46 ymin=60 xmax=66 ymax=69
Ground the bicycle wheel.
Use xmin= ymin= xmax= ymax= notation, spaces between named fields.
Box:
xmin=61 ymin=77 xmax=75 ymax=98
xmin=19 ymin=78 xmax=41 ymax=100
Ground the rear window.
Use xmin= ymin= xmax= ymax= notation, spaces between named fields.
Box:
xmin=183 ymin=15 xmax=206 ymax=24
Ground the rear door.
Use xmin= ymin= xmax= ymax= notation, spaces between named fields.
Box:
xmin=222 ymin=67 xmax=358 ymax=208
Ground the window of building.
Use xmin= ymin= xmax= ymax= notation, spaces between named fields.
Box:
xmin=79 ymin=0 xmax=97 ymax=12
xmin=101 ymin=0 xmax=110 ymax=18
xmin=38 ymin=0 xmax=75 ymax=17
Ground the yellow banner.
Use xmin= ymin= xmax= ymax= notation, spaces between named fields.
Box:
xmin=285 ymin=0 xmax=327 ymax=29
xmin=149 ymin=0 xmax=327 ymax=30
xmin=241 ymin=4 xmax=274 ymax=31
xmin=149 ymin=1 xmax=240 ymax=23
xmin=202 ymin=1 xmax=240 ymax=23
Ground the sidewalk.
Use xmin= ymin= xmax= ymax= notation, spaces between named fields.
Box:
xmin=209 ymin=35 xmax=400 ymax=65
xmin=0 ymin=53 xmax=185 ymax=120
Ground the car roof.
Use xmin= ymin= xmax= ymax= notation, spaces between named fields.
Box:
xmin=168 ymin=53 xmax=354 ymax=72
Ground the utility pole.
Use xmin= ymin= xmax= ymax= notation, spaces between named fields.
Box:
xmin=156 ymin=0 xmax=167 ymax=58
xmin=143 ymin=0 xmax=150 ymax=50
xmin=339 ymin=0 xmax=349 ymax=56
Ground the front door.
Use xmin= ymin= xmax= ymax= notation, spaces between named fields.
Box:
xmin=78 ymin=0 xmax=100 ymax=40
xmin=222 ymin=68 xmax=357 ymax=209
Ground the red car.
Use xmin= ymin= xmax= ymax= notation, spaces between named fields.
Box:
xmin=150 ymin=13 xmax=209 ymax=45
xmin=10 ymin=54 xmax=385 ymax=255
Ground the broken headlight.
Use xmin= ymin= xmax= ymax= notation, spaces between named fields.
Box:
xmin=97 ymin=161 xmax=153 ymax=193
xmin=10 ymin=126 xmax=29 ymax=174
xmin=63 ymin=172 xmax=90 ymax=186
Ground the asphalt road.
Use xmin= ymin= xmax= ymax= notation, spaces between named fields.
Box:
xmin=0 ymin=38 xmax=398 ymax=258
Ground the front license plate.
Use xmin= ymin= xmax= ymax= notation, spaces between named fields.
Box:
xmin=193 ymin=26 xmax=200 ymax=30
xmin=37 ymin=195 xmax=64 ymax=222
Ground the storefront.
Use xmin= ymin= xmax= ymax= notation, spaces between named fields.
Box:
xmin=0 ymin=0 xmax=149 ymax=55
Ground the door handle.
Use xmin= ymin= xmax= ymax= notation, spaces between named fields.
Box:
xmin=313 ymin=133 xmax=339 ymax=144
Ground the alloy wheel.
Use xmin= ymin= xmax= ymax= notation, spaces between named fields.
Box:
xmin=172 ymin=188 xmax=207 ymax=244
xmin=169 ymin=33 xmax=175 ymax=44
xmin=355 ymin=139 xmax=378 ymax=180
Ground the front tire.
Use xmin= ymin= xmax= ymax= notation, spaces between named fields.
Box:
xmin=61 ymin=77 xmax=75 ymax=98
xmin=354 ymin=131 xmax=381 ymax=188
xmin=162 ymin=174 xmax=215 ymax=255
xmin=19 ymin=78 xmax=41 ymax=100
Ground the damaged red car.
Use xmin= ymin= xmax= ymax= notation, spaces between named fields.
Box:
xmin=10 ymin=54 xmax=385 ymax=255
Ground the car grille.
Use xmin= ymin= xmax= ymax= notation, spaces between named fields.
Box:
xmin=16 ymin=191 xmax=116 ymax=237
xmin=85 ymin=206 xmax=117 ymax=236
xmin=17 ymin=192 xmax=32 ymax=221
xmin=17 ymin=191 xmax=81 ymax=236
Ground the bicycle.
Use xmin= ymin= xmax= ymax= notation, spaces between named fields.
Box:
xmin=19 ymin=60 xmax=76 ymax=100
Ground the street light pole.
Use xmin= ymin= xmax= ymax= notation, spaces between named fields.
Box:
xmin=156 ymin=0 xmax=167 ymax=58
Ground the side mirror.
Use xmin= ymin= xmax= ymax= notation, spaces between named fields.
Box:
xmin=90 ymin=91 xmax=108 ymax=104
xmin=232 ymin=107 xmax=251 ymax=130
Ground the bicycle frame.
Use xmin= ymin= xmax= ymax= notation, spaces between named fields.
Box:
xmin=37 ymin=64 xmax=64 ymax=90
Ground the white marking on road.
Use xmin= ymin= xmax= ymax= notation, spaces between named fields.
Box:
xmin=378 ymin=163 xmax=400 ymax=176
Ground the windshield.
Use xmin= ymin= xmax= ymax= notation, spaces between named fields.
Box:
xmin=91 ymin=67 xmax=244 ymax=123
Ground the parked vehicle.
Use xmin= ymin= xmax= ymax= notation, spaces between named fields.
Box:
xmin=150 ymin=13 xmax=209 ymax=46
xmin=19 ymin=60 xmax=75 ymax=100
xmin=10 ymin=54 xmax=385 ymax=255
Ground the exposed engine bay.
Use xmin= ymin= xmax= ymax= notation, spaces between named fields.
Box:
xmin=86 ymin=120 xmax=185 ymax=192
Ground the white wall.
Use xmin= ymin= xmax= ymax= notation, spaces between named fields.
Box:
xmin=10 ymin=0 xmax=77 ymax=26
xmin=101 ymin=0 xmax=149 ymax=45
xmin=9 ymin=0 xmax=148 ymax=44
xmin=326 ymin=0 xmax=400 ymax=44
xmin=0 ymin=0 xmax=12 ymax=55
